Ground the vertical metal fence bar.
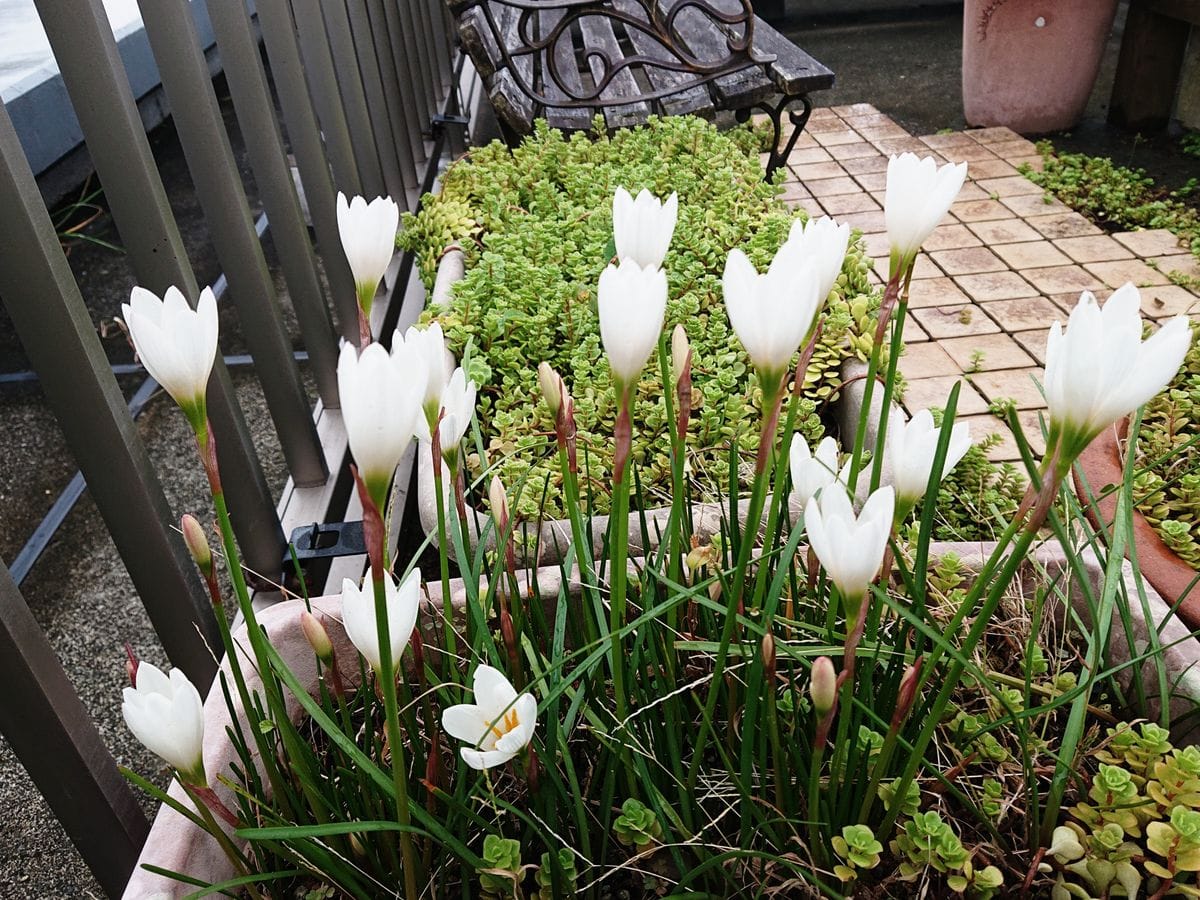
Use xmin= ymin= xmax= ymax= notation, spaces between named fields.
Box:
xmin=343 ymin=0 xmax=407 ymax=200
xmin=430 ymin=0 xmax=456 ymax=89
xmin=136 ymin=0 xmax=328 ymax=488
xmin=417 ymin=0 xmax=449 ymax=103
xmin=364 ymin=0 xmax=420 ymax=190
xmin=31 ymin=0 xmax=286 ymax=576
xmin=250 ymin=0 xmax=360 ymax=345
xmin=205 ymin=0 xmax=340 ymax=408
xmin=0 ymin=557 xmax=150 ymax=897
xmin=380 ymin=0 xmax=429 ymax=171
xmin=286 ymin=0 xmax=363 ymax=197
xmin=396 ymin=0 xmax=435 ymax=131
xmin=319 ymin=0 xmax=387 ymax=198
xmin=0 ymin=99 xmax=219 ymax=682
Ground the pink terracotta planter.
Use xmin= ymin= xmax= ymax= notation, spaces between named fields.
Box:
xmin=1074 ymin=417 xmax=1200 ymax=630
xmin=962 ymin=0 xmax=1119 ymax=133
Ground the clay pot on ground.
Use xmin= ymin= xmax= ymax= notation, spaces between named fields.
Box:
xmin=962 ymin=0 xmax=1120 ymax=133
xmin=1074 ymin=416 xmax=1200 ymax=630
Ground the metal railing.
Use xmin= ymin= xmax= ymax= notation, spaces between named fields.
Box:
xmin=0 ymin=0 xmax=461 ymax=893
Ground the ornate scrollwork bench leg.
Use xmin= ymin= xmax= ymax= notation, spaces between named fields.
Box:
xmin=736 ymin=93 xmax=814 ymax=180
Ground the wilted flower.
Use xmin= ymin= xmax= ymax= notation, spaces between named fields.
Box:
xmin=789 ymin=435 xmax=850 ymax=507
xmin=442 ymin=664 xmax=537 ymax=770
xmin=122 ymin=662 xmax=207 ymax=786
xmin=337 ymin=192 xmax=400 ymax=315
xmin=884 ymin=153 xmax=968 ymax=277
xmin=337 ymin=341 xmax=426 ymax=509
xmin=340 ymin=570 xmax=421 ymax=673
xmin=886 ymin=409 xmax=971 ymax=515
xmin=781 ymin=215 xmax=851 ymax=304
xmin=1045 ymin=284 xmax=1191 ymax=466
xmin=671 ymin=324 xmax=691 ymax=388
xmin=805 ymin=485 xmax=895 ymax=614
xmin=598 ymin=258 xmax=668 ymax=390
xmin=723 ymin=246 xmax=822 ymax=384
xmin=121 ymin=286 xmax=218 ymax=433
xmin=612 ymin=187 xmax=678 ymax=270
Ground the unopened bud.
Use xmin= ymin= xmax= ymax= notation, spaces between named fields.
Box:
xmin=762 ymin=632 xmax=776 ymax=682
xmin=124 ymin=642 xmax=140 ymax=687
xmin=489 ymin=477 xmax=509 ymax=529
xmin=538 ymin=362 xmax=564 ymax=418
xmin=349 ymin=832 xmax=367 ymax=858
xmin=810 ymin=656 xmax=837 ymax=717
xmin=181 ymin=514 xmax=212 ymax=577
xmin=300 ymin=611 xmax=334 ymax=663
xmin=889 ymin=658 xmax=923 ymax=732
xmin=671 ymin=324 xmax=691 ymax=387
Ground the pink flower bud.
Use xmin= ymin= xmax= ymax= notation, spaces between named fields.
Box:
xmin=180 ymin=514 xmax=212 ymax=578
xmin=810 ymin=656 xmax=837 ymax=718
xmin=300 ymin=611 xmax=334 ymax=663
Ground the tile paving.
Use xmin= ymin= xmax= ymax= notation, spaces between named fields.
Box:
xmin=774 ymin=106 xmax=1200 ymax=464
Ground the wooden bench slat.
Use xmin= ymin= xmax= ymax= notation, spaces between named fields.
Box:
xmin=578 ymin=12 xmax=654 ymax=127
xmin=610 ymin=0 xmax=716 ymax=118
xmin=749 ymin=15 xmax=835 ymax=94
xmin=535 ymin=8 xmax=596 ymax=131
xmin=657 ymin=0 xmax=775 ymax=108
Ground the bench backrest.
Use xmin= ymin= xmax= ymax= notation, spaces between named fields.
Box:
xmin=450 ymin=0 xmax=769 ymax=109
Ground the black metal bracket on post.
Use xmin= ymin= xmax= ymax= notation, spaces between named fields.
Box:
xmin=736 ymin=92 xmax=814 ymax=181
xmin=430 ymin=112 xmax=471 ymax=138
xmin=285 ymin=520 xmax=366 ymax=593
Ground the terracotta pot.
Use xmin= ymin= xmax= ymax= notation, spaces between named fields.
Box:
xmin=122 ymin=539 xmax=1200 ymax=896
xmin=962 ymin=0 xmax=1119 ymax=133
xmin=1074 ymin=417 xmax=1200 ymax=630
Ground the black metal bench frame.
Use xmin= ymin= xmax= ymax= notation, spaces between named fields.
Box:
xmin=449 ymin=0 xmax=834 ymax=177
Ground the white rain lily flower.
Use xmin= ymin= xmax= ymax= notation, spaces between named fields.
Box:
xmin=789 ymin=435 xmax=851 ymax=507
xmin=884 ymin=153 xmax=968 ymax=276
xmin=337 ymin=192 xmax=400 ymax=312
xmin=781 ymin=216 xmax=851 ymax=304
xmin=886 ymin=409 xmax=972 ymax=513
xmin=613 ymin=187 xmax=678 ymax=270
xmin=723 ymin=246 xmax=822 ymax=384
xmin=1045 ymin=284 xmax=1191 ymax=464
xmin=598 ymin=258 xmax=668 ymax=389
xmin=396 ymin=322 xmax=453 ymax=426
xmin=337 ymin=341 xmax=426 ymax=508
xmin=122 ymin=662 xmax=207 ymax=786
xmin=805 ymin=485 xmax=895 ymax=614
xmin=427 ymin=368 xmax=477 ymax=466
xmin=122 ymin=285 xmax=219 ymax=432
xmin=442 ymin=664 xmax=537 ymax=770
xmin=340 ymin=570 xmax=421 ymax=673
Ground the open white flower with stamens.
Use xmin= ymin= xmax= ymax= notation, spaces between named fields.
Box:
xmin=442 ymin=665 xmax=537 ymax=770
xmin=789 ymin=435 xmax=851 ymax=507
xmin=341 ymin=570 xmax=421 ymax=673
xmin=1045 ymin=283 xmax=1191 ymax=465
xmin=613 ymin=187 xmax=678 ymax=270
xmin=122 ymin=285 xmax=219 ymax=433
xmin=122 ymin=662 xmax=207 ymax=786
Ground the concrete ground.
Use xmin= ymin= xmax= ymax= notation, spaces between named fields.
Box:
xmin=2 ymin=4 xmax=1197 ymax=898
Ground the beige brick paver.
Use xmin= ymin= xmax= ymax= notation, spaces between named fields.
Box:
xmin=989 ymin=138 xmax=1040 ymax=159
xmin=899 ymin=342 xmax=960 ymax=379
xmin=938 ymin=333 xmax=1036 ymax=370
xmin=1001 ymin=193 xmax=1070 ymax=218
xmin=908 ymin=277 xmax=972 ymax=309
xmin=979 ymin=296 xmax=1064 ymax=332
xmin=1052 ymin=235 xmax=1134 ymax=263
xmin=966 ymin=219 xmax=1043 ymax=245
xmin=992 ymin=241 xmax=1072 ymax=269
xmin=976 ymin=175 xmax=1045 ymax=198
xmin=1012 ymin=329 xmax=1050 ymax=365
xmin=923 ymin=224 xmax=983 ymax=251
xmin=822 ymin=192 xmax=882 ymax=215
xmin=1025 ymin=213 xmax=1103 ymax=239
xmin=1152 ymin=254 xmax=1200 ymax=281
xmin=968 ymin=126 xmax=1022 ymax=143
xmin=911 ymin=303 xmax=1001 ymax=339
xmin=941 ymin=143 xmax=1000 ymax=163
xmin=845 ymin=209 xmax=887 ymax=233
xmin=841 ymin=155 xmax=889 ymax=175
xmin=793 ymin=161 xmax=846 ymax=180
xmin=816 ymin=130 xmax=866 ymax=147
xmin=788 ymin=146 xmax=833 ymax=165
xmin=1021 ymin=265 xmax=1104 ymax=294
xmin=902 ymin=376 xmax=990 ymax=416
xmin=828 ymin=142 xmax=881 ymax=161
xmin=960 ymin=414 xmax=1021 ymax=462
xmin=1138 ymin=286 xmax=1200 ymax=319
xmin=853 ymin=171 xmax=888 ymax=192
xmin=929 ymin=247 xmax=1007 ymax=275
xmin=919 ymin=132 xmax=976 ymax=150
xmin=807 ymin=176 xmax=861 ymax=197
xmin=955 ymin=271 xmax=1039 ymax=302
xmin=1084 ymin=259 xmax=1171 ymax=288
xmin=965 ymin=158 xmax=1020 ymax=179
xmin=969 ymin=367 xmax=1046 ymax=409
xmin=1113 ymin=229 xmax=1186 ymax=257
xmin=952 ymin=199 xmax=1015 ymax=222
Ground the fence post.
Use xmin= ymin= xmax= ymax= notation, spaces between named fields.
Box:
xmin=343 ymin=0 xmax=408 ymax=200
xmin=240 ymin=0 xmax=361 ymax=345
xmin=31 ymin=0 xmax=286 ymax=577
xmin=136 ymin=0 xmax=329 ymax=488
xmin=0 ymin=97 xmax=219 ymax=682
xmin=0 ymin=554 xmax=151 ymax=897
xmin=204 ymin=0 xmax=341 ymax=409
